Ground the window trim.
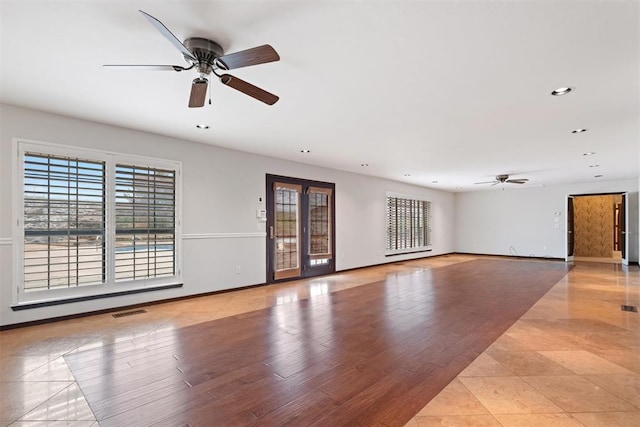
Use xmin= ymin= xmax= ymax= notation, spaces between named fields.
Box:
xmin=12 ymin=138 xmax=182 ymax=306
xmin=385 ymin=191 xmax=432 ymax=256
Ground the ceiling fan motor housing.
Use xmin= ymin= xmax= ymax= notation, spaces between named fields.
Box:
xmin=496 ymin=174 xmax=509 ymax=183
xmin=184 ymin=37 xmax=225 ymax=74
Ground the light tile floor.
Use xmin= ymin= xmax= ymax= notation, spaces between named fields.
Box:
xmin=1 ymin=255 xmax=638 ymax=426
xmin=406 ymin=260 xmax=640 ymax=427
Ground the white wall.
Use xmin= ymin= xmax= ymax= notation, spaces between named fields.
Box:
xmin=2 ymin=103 xmax=636 ymax=327
xmin=454 ymin=181 xmax=639 ymax=261
xmin=0 ymin=104 xmax=455 ymax=326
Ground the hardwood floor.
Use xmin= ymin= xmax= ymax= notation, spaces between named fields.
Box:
xmin=2 ymin=255 xmax=638 ymax=426
xmin=60 ymin=259 xmax=567 ymax=426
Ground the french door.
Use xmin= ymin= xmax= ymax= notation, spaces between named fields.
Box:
xmin=266 ymin=175 xmax=335 ymax=282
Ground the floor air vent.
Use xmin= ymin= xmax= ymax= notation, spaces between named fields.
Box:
xmin=620 ymin=305 xmax=638 ymax=313
xmin=113 ymin=309 xmax=147 ymax=318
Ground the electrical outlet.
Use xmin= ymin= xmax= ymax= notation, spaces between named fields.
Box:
xmin=235 ymin=266 xmax=241 ymax=274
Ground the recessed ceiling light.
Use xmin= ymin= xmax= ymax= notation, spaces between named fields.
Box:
xmin=300 ymin=149 xmax=311 ymax=153
xmin=589 ymin=164 xmax=600 ymax=168
xmin=196 ymin=124 xmax=210 ymax=129
xmin=571 ymin=128 xmax=588 ymax=134
xmin=551 ymin=87 xmax=573 ymax=96
xmin=594 ymin=175 xmax=603 ymax=178
xmin=582 ymin=152 xmax=596 ymax=156
xmin=361 ymin=163 xmax=369 ymax=167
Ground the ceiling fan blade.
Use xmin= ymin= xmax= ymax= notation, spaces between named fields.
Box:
xmin=506 ymin=179 xmax=529 ymax=184
xmin=103 ymin=64 xmax=187 ymax=72
xmin=220 ymin=74 xmax=279 ymax=105
xmin=188 ymin=78 xmax=208 ymax=108
xmin=216 ymin=45 xmax=280 ymax=70
xmin=474 ymin=181 xmax=497 ymax=185
xmin=139 ymin=10 xmax=197 ymax=62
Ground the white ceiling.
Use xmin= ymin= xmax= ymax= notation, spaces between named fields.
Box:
xmin=1 ymin=1 xmax=638 ymax=192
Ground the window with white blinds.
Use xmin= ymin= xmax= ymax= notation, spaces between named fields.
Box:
xmin=386 ymin=196 xmax=431 ymax=254
xmin=17 ymin=141 xmax=180 ymax=303
xmin=115 ymin=165 xmax=176 ymax=281
xmin=23 ymin=153 xmax=106 ymax=290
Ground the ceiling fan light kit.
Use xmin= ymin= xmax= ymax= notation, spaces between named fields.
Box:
xmin=104 ymin=10 xmax=280 ymax=108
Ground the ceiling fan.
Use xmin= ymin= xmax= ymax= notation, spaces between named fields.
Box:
xmin=474 ymin=174 xmax=529 ymax=186
xmin=104 ymin=10 xmax=280 ymax=107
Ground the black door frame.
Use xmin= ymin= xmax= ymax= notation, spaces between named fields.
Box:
xmin=266 ymin=174 xmax=336 ymax=283
xmin=566 ymin=195 xmax=574 ymax=261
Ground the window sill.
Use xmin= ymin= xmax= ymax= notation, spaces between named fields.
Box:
xmin=11 ymin=283 xmax=183 ymax=311
xmin=385 ymin=248 xmax=433 ymax=257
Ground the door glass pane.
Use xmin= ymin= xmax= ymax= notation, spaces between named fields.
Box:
xmin=275 ymin=185 xmax=300 ymax=272
xmin=308 ymin=187 xmax=331 ymax=266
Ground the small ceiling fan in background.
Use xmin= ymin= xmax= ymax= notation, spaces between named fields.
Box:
xmin=474 ymin=174 xmax=529 ymax=186
xmin=104 ymin=10 xmax=280 ymax=107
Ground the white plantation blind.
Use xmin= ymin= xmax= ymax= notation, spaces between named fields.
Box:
xmin=18 ymin=141 xmax=181 ymax=303
xmin=115 ymin=164 xmax=176 ymax=281
xmin=23 ymin=153 xmax=106 ymax=290
xmin=386 ymin=196 xmax=431 ymax=253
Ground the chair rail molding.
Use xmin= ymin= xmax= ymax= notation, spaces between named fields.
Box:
xmin=182 ymin=232 xmax=266 ymax=240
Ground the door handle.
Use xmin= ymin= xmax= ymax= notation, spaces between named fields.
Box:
xmin=270 ymin=226 xmax=274 ymax=239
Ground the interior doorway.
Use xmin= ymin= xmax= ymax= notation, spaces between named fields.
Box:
xmin=566 ymin=193 xmax=627 ymax=264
